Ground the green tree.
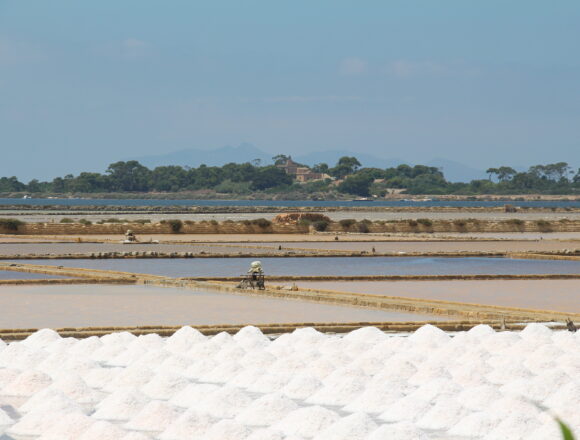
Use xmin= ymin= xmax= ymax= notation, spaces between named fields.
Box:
xmin=330 ymin=156 xmax=361 ymax=178
xmin=106 ymin=161 xmax=151 ymax=191
xmin=272 ymin=154 xmax=289 ymax=165
xmin=251 ymin=166 xmax=292 ymax=190
xmin=337 ymin=174 xmax=373 ymax=196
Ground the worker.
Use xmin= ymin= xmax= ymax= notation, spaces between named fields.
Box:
xmin=248 ymin=261 xmax=263 ymax=281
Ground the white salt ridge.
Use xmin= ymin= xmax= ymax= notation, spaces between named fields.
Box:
xmin=47 ymin=373 xmax=101 ymax=403
xmin=93 ymin=388 xmax=149 ymax=421
xmin=8 ymin=410 xmax=62 ymax=436
xmin=104 ymin=365 xmax=155 ymax=392
xmin=448 ymin=411 xmax=501 ymax=437
xmin=233 ymin=325 xmax=270 ymax=350
xmin=235 ymin=393 xmax=298 ymax=426
xmin=36 ymin=412 xmax=93 ymax=440
xmin=0 ymin=408 xmax=14 ymax=426
xmin=159 ymin=409 xmax=215 ymax=440
xmin=100 ymin=331 xmax=137 ymax=346
xmin=456 ymin=384 xmax=502 ymax=411
xmin=280 ymin=374 xmax=323 ymax=400
xmin=306 ymin=376 xmax=367 ymax=406
xmin=196 ymin=385 xmax=253 ymax=419
xmin=156 ymin=354 xmax=192 ymax=374
xmin=0 ymin=368 xmax=20 ymax=388
xmin=343 ymin=381 xmax=406 ymax=413
xmin=121 ymin=433 xmax=152 ymax=440
xmin=379 ymin=395 xmax=432 ymax=423
xmin=273 ymin=406 xmax=340 ymax=438
xmin=248 ymin=373 xmax=292 ymax=394
xmin=316 ymin=412 xmax=378 ymax=440
xmin=408 ymin=324 xmax=450 ymax=346
xmin=2 ymin=370 xmax=52 ymax=396
xmin=69 ymin=336 xmax=103 ymax=356
xmin=141 ymin=371 xmax=189 ymax=400
xmin=183 ymin=358 xmax=218 ymax=379
xmin=125 ymin=400 xmax=181 ymax=432
xmin=0 ymin=344 xmax=46 ymax=369
xmin=18 ymin=389 xmax=83 ymax=415
xmin=84 ymin=367 xmax=123 ymax=389
xmin=200 ymin=360 xmax=242 ymax=383
xmin=169 ymin=383 xmax=220 ymax=408
xmin=21 ymin=328 xmax=62 ymax=349
xmin=165 ymin=326 xmax=207 ymax=354
xmin=205 ymin=419 xmax=251 ymax=440
xmin=368 ymin=421 xmax=431 ymax=440
xmin=78 ymin=420 xmax=127 ymax=440
xmin=416 ymin=395 xmax=468 ymax=430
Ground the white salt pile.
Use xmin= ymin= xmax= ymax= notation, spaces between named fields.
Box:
xmin=0 ymin=323 xmax=575 ymax=439
xmin=235 ymin=393 xmax=298 ymax=426
xmin=273 ymin=406 xmax=340 ymax=438
xmin=125 ymin=400 xmax=181 ymax=432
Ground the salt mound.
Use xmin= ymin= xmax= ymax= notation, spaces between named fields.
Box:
xmin=2 ymin=370 xmax=52 ymax=396
xmin=306 ymin=376 xmax=367 ymax=406
xmin=91 ymin=344 xmax=127 ymax=363
xmin=378 ymin=356 xmax=418 ymax=381
xmin=234 ymin=326 xmax=269 ymax=348
xmin=456 ymin=384 xmax=501 ymax=411
xmin=200 ymin=360 xmax=242 ymax=383
xmin=183 ymin=358 xmax=218 ymax=380
xmin=104 ymin=365 xmax=155 ymax=392
xmin=83 ymin=367 xmax=123 ymax=389
xmin=520 ymin=323 xmax=552 ymax=341
xmin=448 ymin=411 xmax=500 ymax=437
xmin=486 ymin=362 xmax=532 ymax=385
xmin=169 ymin=383 xmax=220 ymax=408
xmin=0 ymin=343 xmax=46 ymax=369
xmin=109 ymin=346 xmax=148 ymax=367
xmin=128 ymin=333 xmax=165 ymax=350
xmin=408 ymin=324 xmax=450 ymax=346
xmin=197 ymin=385 xmax=252 ymax=418
xmin=44 ymin=337 xmax=77 ymax=353
xmin=22 ymin=328 xmax=61 ymax=348
xmin=69 ymin=336 xmax=103 ymax=356
xmin=9 ymin=411 xmax=64 ymax=436
xmin=38 ymin=412 xmax=93 ymax=440
xmin=47 ymin=373 xmax=100 ymax=403
xmin=248 ymin=373 xmax=292 ymax=394
xmin=141 ymin=371 xmax=188 ymax=400
xmin=485 ymin=412 xmax=543 ymax=440
xmin=165 ymin=326 xmax=206 ymax=353
xmin=379 ymin=395 xmax=432 ymax=422
xmin=125 ymin=400 xmax=181 ymax=432
xmin=544 ymin=382 xmax=580 ymax=412
xmin=239 ymin=351 xmax=276 ymax=373
xmin=467 ymin=324 xmax=495 ymax=338
xmin=78 ymin=420 xmax=126 ymax=440
xmin=121 ymin=433 xmax=152 ymax=440
xmin=416 ymin=396 xmax=468 ymax=430
xmin=159 ymin=409 xmax=215 ymax=440
xmin=289 ymin=327 xmax=325 ymax=345
xmin=408 ymin=364 xmax=452 ymax=386
xmin=0 ymin=407 xmax=14 ymax=425
xmin=0 ymin=368 xmax=21 ymax=388
xmin=368 ymin=421 xmax=430 ymax=440
xmin=280 ymin=374 xmax=323 ymax=400
xmin=205 ymin=419 xmax=251 ymax=440
xmin=19 ymin=389 xmax=83 ymax=415
xmin=407 ymin=378 xmax=463 ymax=402
xmin=100 ymin=331 xmax=137 ymax=346
xmin=94 ymin=388 xmax=149 ymax=421
xmin=273 ymin=406 xmax=340 ymax=438
xmin=343 ymin=327 xmax=387 ymax=344
xmin=245 ymin=428 xmax=285 ymax=440
xmin=156 ymin=354 xmax=192 ymax=374
xmin=316 ymin=412 xmax=378 ymax=440
xmin=236 ymin=393 xmax=298 ymax=426
xmin=343 ymin=381 xmax=406 ymax=413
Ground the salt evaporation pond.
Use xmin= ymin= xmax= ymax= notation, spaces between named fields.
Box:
xmin=0 ymin=270 xmax=68 ymax=280
xmin=0 ymin=284 xmax=445 ymax=328
xmin=0 ymin=323 xmax=577 ymax=440
xmin=13 ymin=256 xmax=580 ymax=277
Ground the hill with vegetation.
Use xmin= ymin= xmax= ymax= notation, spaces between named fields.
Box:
xmin=1 ymin=157 xmax=578 ymax=198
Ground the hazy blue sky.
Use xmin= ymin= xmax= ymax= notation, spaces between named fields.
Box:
xmin=1 ymin=1 xmax=579 ymax=180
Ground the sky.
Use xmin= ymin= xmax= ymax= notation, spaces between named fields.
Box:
xmin=1 ymin=0 xmax=579 ymax=181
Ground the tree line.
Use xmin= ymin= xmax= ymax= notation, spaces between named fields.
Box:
xmin=0 ymin=158 xmax=578 ymax=196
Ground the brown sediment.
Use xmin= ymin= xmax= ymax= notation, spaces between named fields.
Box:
xmin=509 ymin=252 xmax=580 ymax=261
xmin=0 ymin=278 xmax=134 ymax=285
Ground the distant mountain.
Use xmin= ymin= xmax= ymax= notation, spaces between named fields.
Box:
xmin=427 ymin=158 xmax=488 ymax=182
xmin=294 ymin=150 xmax=405 ymax=169
xmin=134 ymin=143 xmax=273 ymax=168
xmin=133 ymin=144 xmax=487 ymax=182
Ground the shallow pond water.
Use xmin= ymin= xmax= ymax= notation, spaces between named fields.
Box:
xmin=15 ymin=256 xmax=580 ymax=277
